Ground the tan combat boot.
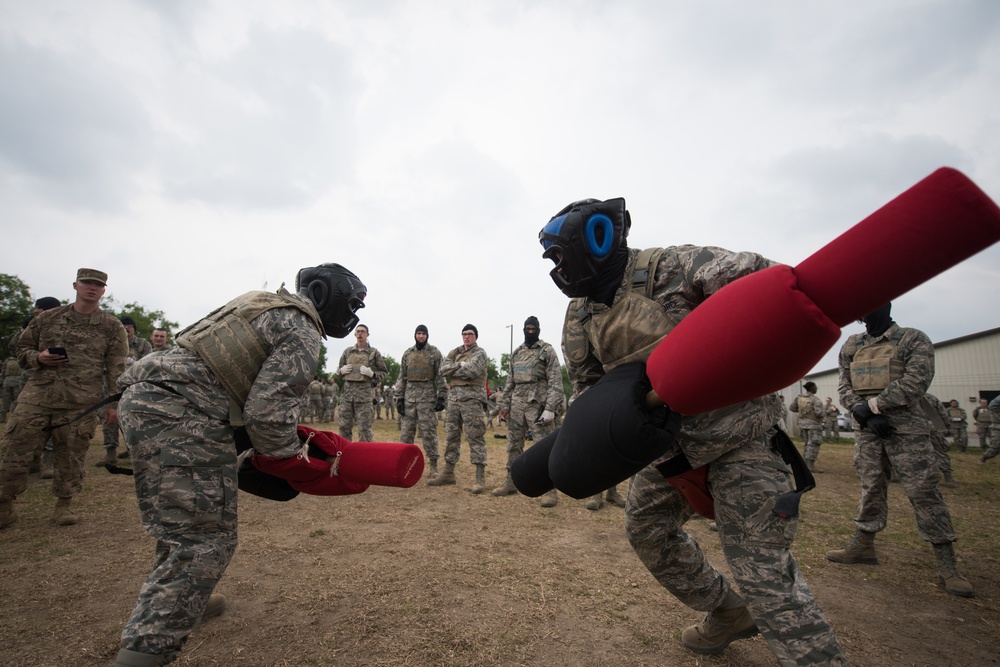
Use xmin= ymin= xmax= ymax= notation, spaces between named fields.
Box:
xmin=605 ymin=486 xmax=627 ymax=508
xmin=427 ymin=461 xmax=456 ymax=486
xmin=491 ymin=473 xmax=518 ymax=497
xmin=681 ymin=589 xmax=759 ymax=654
xmin=427 ymin=458 xmax=438 ymax=477
xmin=584 ymin=493 xmax=604 ymax=511
xmin=0 ymin=499 xmax=18 ymax=530
xmin=941 ymin=472 xmax=957 ymax=488
xmin=52 ymin=497 xmax=78 ymax=526
xmin=95 ymin=448 xmax=117 ymax=467
xmin=539 ymin=489 xmax=558 ymax=508
xmin=201 ymin=593 xmax=228 ymax=620
xmin=825 ymin=529 xmax=878 ymax=564
xmin=469 ymin=465 xmax=486 ymax=494
xmin=933 ymin=543 xmax=975 ymax=598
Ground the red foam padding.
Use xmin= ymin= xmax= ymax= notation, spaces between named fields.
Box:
xmin=647 ymin=265 xmax=840 ymax=415
xmin=338 ymin=441 xmax=425 ymax=488
xmin=664 ymin=465 xmax=714 ymax=519
xmin=290 ymin=474 xmax=369 ymax=496
xmin=795 ymin=167 xmax=1000 ymax=327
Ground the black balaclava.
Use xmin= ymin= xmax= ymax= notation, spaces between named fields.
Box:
xmin=591 ymin=246 xmax=630 ymax=307
xmin=523 ymin=316 xmax=540 ymax=347
xmin=861 ymin=303 xmax=893 ymax=337
xmin=414 ymin=324 xmax=429 ymax=350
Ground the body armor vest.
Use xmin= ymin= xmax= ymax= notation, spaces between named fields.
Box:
xmin=563 ymin=247 xmax=671 ymax=373
xmin=176 ymin=288 xmax=323 ymax=406
xmin=406 ymin=348 xmax=435 ymax=382
xmin=511 ymin=344 xmax=547 ymax=383
xmin=796 ymin=395 xmax=822 ymax=422
xmin=449 ymin=346 xmax=485 ymax=387
xmin=947 ymin=407 xmax=965 ymax=422
xmin=846 ymin=329 xmax=912 ymax=396
xmin=344 ymin=348 xmax=374 ymax=382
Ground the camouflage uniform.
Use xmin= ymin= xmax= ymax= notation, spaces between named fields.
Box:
xmin=838 ymin=324 xmax=956 ymax=543
xmin=336 ymin=343 xmax=387 ymax=442
xmin=440 ymin=342 xmax=489 ymax=467
xmin=116 ymin=292 xmax=322 ymax=663
xmin=981 ymin=395 xmax=1000 ymax=462
xmin=564 ymin=246 xmax=848 ymax=665
xmin=0 ymin=305 xmax=127 ymax=504
xmin=307 ymin=379 xmax=324 ymax=423
xmin=1 ymin=356 xmax=24 ymax=422
xmin=398 ymin=343 xmax=447 ymax=465
xmin=822 ymin=401 xmax=840 ymax=441
xmin=104 ymin=334 xmax=154 ymax=454
xmin=945 ymin=403 xmax=968 ymax=451
xmin=500 ymin=339 xmax=564 ymax=471
xmin=924 ymin=393 xmax=953 ymax=478
xmin=321 ymin=380 xmax=336 ymax=422
xmin=383 ymin=384 xmax=396 ymax=420
xmin=789 ymin=390 xmax=824 ymax=467
xmin=973 ymin=402 xmax=994 ymax=451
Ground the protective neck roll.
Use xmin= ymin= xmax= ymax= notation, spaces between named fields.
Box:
xmin=592 ymin=246 xmax=631 ymax=306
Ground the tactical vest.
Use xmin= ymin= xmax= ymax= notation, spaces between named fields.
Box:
xmin=344 ymin=348 xmax=375 ymax=382
xmin=976 ymin=407 xmax=994 ymax=423
xmin=405 ymin=348 xmax=435 ymax=382
xmin=796 ymin=395 xmax=822 ymax=422
xmin=176 ymin=288 xmax=323 ymax=406
xmin=947 ymin=407 xmax=965 ymax=423
xmin=844 ymin=329 xmax=914 ymax=397
xmin=511 ymin=344 xmax=548 ymax=383
xmin=449 ymin=346 xmax=486 ymax=387
xmin=563 ymin=247 xmax=671 ymax=373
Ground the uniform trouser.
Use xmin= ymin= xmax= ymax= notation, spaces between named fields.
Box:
xmin=505 ymin=393 xmax=556 ymax=470
xmin=443 ymin=399 xmax=487 ymax=466
xmin=976 ymin=423 xmax=991 ymax=449
xmin=0 ymin=403 xmax=98 ymax=501
xmin=400 ymin=400 xmax=439 ymax=462
xmin=118 ymin=389 xmax=238 ymax=664
xmin=1 ymin=383 xmax=20 ymax=421
xmin=801 ymin=427 xmax=823 ymax=464
xmin=821 ymin=419 xmax=837 ymax=441
xmin=852 ymin=431 xmax=955 ymax=543
xmin=983 ymin=434 xmax=1000 ymax=461
xmin=948 ymin=425 xmax=967 ymax=451
xmin=309 ymin=397 xmax=324 ymax=421
xmin=626 ymin=438 xmax=848 ymax=666
xmin=103 ymin=409 xmax=121 ymax=449
xmin=930 ymin=432 xmax=952 ymax=476
xmin=339 ymin=397 xmax=375 ymax=442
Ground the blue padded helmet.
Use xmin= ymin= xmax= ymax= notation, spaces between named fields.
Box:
xmin=538 ymin=197 xmax=630 ymax=298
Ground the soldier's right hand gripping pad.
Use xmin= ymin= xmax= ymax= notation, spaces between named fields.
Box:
xmin=548 ymin=362 xmax=681 ymax=499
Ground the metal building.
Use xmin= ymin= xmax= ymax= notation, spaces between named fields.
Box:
xmin=780 ymin=327 xmax=1000 ymax=444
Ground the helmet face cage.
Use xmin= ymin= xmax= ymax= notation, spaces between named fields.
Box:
xmin=296 ymin=264 xmax=367 ymax=338
xmin=538 ymin=198 xmax=629 ymax=298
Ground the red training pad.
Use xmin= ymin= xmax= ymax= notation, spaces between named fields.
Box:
xmin=337 ymin=440 xmax=425 ymax=488
xmin=664 ymin=465 xmax=714 ymax=520
xmin=648 ymin=264 xmax=840 ymax=416
xmin=796 ymin=167 xmax=1000 ymax=327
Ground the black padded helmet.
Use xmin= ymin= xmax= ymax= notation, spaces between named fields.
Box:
xmin=296 ymin=264 xmax=366 ymax=338
xmin=538 ymin=197 xmax=630 ymax=298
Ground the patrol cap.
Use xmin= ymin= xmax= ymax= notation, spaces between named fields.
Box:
xmin=76 ymin=268 xmax=108 ymax=286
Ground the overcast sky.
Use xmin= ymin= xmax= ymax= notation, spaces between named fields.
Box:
xmin=2 ymin=0 xmax=999 ymax=381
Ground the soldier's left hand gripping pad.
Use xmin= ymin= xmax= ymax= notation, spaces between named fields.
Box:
xmin=252 ymin=426 xmax=424 ymax=496
xmin=548 ymin=362 xmax=681 ymax=499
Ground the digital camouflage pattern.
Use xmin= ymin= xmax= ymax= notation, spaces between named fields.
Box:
xmin=500 ymin=339 xmax=564 ymax=471
xmin=789 ymin=391 xmax=824 ymax=465
xmin=924 ymin=393 xmax=953 ymax=477
xmin=440 ymin=342 xmax=488 ymax=466
xmin=982 ymin=395 xmax=1000 ymax=461
xmin=115 ymin=301 xmax=321 ymax=662
xmin=337 ymin=343 xmax=387 ymax=442
xmin=564 ymin=246 xmax=850 ymax=666
xmin=0 ymin=304 xmax=126 ymax=503
xmin=104 ymin=334 xmax=154 ymax=450
xmin=838 ymin=324 xmax=957 ymax=543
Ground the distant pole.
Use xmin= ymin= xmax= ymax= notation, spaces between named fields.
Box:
xmin=506 ymin=323 xmax=514 ymax=368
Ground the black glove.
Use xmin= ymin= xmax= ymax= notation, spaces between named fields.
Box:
xmin=397 ymin=397 xmax=405 ymax=415
xmin=510 ymin=429 xmax=558 ymax=497
xmin=237 ymin=455 xmax=300 ymax=502
xmin=435 ymin=396 xmax=447 ymax=412
xmin=549 ymin=362 xmax=681 ymax=499
xmin=867 ymin=414 xmax=895 ymax=438
xmin=851 ymin=403 xmax=874 ymax=428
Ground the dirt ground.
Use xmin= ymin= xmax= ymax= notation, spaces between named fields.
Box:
xmin=1 ymin=419 xmax=998 ymax=667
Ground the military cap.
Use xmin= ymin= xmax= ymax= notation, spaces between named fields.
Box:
xmin=76 ymin=268 xmax=108 ymax=286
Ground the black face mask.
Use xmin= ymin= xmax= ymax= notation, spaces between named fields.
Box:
xmin=861 ymin=304 xmax=893 ymax=337
xmin=524 ymin=329 xmax=539 ymax=347
xmin=415 ymin=336 xmax=427 ymax=351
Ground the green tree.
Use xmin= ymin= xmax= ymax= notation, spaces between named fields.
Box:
xmin=101 ymin=296 xmax=179 ymax=341
xmin=0 ymin=274 xmax=33 ymax=359
xmin=498 ymin=352 xmax=511 ymax=390
xmin=383 ymin=354 xmax=400 ymax=388
xmin=561 ymin=365 xmax=573 ymax=399
xmin=486 ymin=356 xmax=504 ymax=391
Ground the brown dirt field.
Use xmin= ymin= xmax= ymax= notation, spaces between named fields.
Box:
xmin=1 ymin=420 xmax=998 ymax=667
